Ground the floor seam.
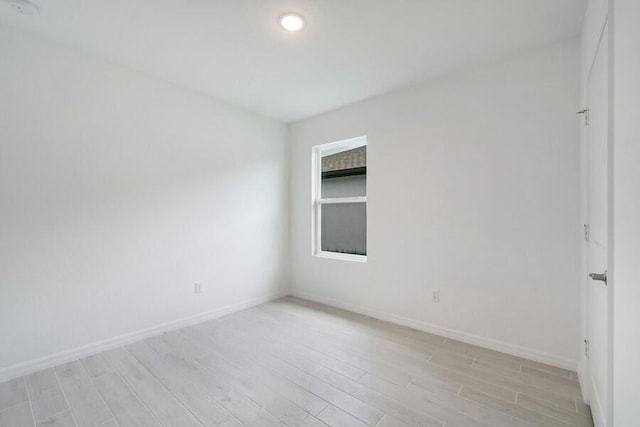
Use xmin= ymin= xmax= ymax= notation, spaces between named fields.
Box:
xmin=22 ymin=377 xmax=37 ymax=427
xmin=79 ymin=358 xmax=120 ymax=427
xmin=52 ymin=366 xmax=79 ymax=427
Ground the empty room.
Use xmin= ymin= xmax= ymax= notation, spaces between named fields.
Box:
xmin=1 ymin=1 xmax=638 ymax=426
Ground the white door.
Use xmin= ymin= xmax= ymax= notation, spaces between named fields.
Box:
xmin=585 ymin=22 xmax=610 ymax=427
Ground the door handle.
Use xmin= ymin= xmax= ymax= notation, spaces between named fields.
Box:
xmin=588 ymin=270 xmax=607 ymax=285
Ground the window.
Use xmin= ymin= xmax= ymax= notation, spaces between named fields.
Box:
xmin=312 ymin=136 xmax=367 ymax=262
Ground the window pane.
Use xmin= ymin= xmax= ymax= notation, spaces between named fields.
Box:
xmin=321 ymin=146 xmax=366 ymax=198
xmin=321 ymin=203 xmax=366 ymax=255
xmin=322 ymin=175 xmax=366 ymax=198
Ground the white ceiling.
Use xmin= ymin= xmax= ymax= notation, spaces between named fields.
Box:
xmin=0 ymin=0 xmax=586 ymax=122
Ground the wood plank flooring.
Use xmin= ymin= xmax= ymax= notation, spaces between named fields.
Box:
xmin=0 ymin=297 xmax=593 ymax=426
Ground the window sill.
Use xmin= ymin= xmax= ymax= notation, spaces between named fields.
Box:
xmin=313 ymin=251 xmax=367 ymax=263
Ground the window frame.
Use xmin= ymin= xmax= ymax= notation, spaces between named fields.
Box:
xmin=311 ymin=136 xmax=367 ymax=263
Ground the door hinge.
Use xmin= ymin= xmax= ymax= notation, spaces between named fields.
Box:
xmin=576 ymin=109 xmax=589 ymax=126
xmin=584 ymin=224 xmax=590 ymax=242
xmin=584 ymin=339 xmax=590 ymax=359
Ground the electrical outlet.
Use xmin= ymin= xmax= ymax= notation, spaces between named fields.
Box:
xmin=194 ymin=283 xmax=203 ymax=294
xmin=432 ymin=290 xmax=440 ymax=302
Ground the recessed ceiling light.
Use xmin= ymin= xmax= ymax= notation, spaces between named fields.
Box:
xmin=279 ymin=13 xmax=305 ymax=32
xmin=8 ymin=0 xmax=39 ymax=15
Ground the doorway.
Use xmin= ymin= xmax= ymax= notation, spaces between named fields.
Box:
xmin=584 ymin=19 xmax=611 ymax=427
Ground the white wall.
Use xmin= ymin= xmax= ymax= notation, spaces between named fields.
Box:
xmin=290 ymin=40 xmax=582 ymax=368
xmin=611 ymin=0 xmax=640 ymax=424
xmin=0 ymin=25 xmax=288 ymax=378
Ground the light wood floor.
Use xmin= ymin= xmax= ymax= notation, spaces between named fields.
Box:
xmin=0 ymin=297 xmax=593 ymax=427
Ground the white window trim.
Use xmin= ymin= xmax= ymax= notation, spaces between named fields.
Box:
xmin=311 ymin=136 xmax=367 ymax=262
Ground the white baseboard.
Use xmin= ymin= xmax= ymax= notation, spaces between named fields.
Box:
xmin=290 ymin=289 xmax=578 ymax=371
xmin=0 ymin=291 xmax=286 ymax=383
